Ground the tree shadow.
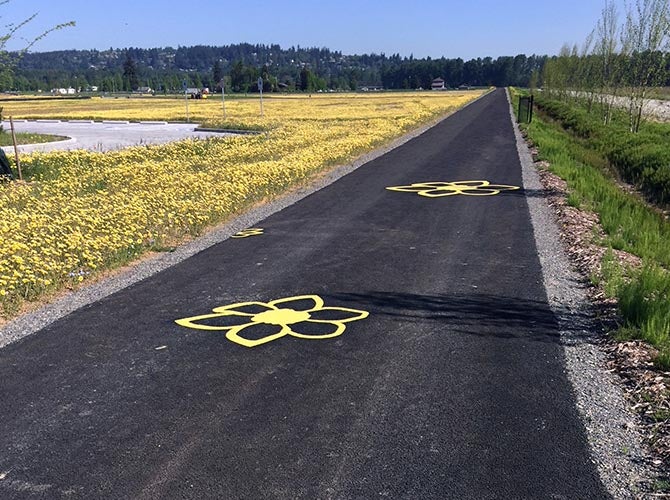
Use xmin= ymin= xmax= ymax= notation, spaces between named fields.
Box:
xmin=507 ymin=187 xmax=563 ymax=199
xmin=329 ymin=290 xmax=598 ymax=346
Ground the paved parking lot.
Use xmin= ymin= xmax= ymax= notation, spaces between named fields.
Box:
xmin=1 ymin=120 xmax=230 ymax=153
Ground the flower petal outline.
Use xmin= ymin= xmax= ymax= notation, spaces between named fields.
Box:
xmin=288 ymin=321 xmax=346 ymax=340
xmin=307 ymin=306 xmax=370 ymax=323
xmin=268 ymin=294 xmax=324 ymax=312
xmin=459 ymin=189 xmax=500 ymax=196
xmin=226 ymin=323 xmax=290 ymax=348
xmin=418 ymin=189 xmax=461 ymax=198
xmin=386 ymin=185 xmax=430 ymax=193
xmin=175 ymin=311 xmax=254 ymax=331
xmin=232 ymin=228 xmax=264 ymax=238
xmin=212 ymin=301 xmax=276 ymax=314
xmin=450 ymin=180 xmax=490 ymax=187
xmin=458 ymin=184 xmax=520 ymax=196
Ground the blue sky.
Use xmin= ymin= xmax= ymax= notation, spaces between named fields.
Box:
xmin=5 ymin=0 xmax=623 ymax=59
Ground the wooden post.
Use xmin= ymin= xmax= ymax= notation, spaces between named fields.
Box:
xmin=9 ymin=117 xmax=22 ymax=181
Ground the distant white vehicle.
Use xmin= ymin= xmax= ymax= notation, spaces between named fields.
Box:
xmin=185 ymin=88 xmax=208 ymax=99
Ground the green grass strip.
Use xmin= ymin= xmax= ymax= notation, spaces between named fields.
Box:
xmin=510 ymin=88 xmax=670 ymax=367
xmin=0 ymin=131 xmax=67 ymax=146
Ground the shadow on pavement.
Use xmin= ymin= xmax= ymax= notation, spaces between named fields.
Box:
xmin=331 ymin=290 xmax=598 ymax=346
xmin=509 ymin=187 xmax=564 ymax=199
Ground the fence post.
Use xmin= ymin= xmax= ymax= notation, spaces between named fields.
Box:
xmin=9 ymin=117 xmax=22 ymax=181
xmin=517 ymin=96 xmax=533 ymax=124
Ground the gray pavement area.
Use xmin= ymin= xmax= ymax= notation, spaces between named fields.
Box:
xmin=1 ymin=120 xmax=230 ymax=153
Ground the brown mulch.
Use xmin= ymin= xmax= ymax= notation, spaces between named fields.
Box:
xmin=529 ymin=150 xmax=670 ymax=476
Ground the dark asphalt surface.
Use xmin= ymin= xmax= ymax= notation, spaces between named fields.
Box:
xmin=0 ymin=89 xmax=609 ymax=499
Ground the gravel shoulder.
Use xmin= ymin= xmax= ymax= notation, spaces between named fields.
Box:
xmin=508 ymin=89 xmax=657 ymax=497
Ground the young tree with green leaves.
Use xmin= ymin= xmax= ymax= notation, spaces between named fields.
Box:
xmin=620 ymin=0 xmax=670 ymax=132
xmin=0 ymin=0 xmax=74 ymax=91
xmin=575 ymin=32 xmax=598 ymax=111
xmin=594 ymin=0 xmax=621 ymax=124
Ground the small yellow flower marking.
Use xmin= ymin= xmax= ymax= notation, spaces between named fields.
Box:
xmin=232 ymin=228 xmax=264 ymax=238
xmin=175 ymin=294 xmax=369 ymax=348
xmin=386 ymin=180 xmax=520 ymax=198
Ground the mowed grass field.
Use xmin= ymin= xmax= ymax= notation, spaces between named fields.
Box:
xmin=0 ymin=90 xmax=485 ymax=318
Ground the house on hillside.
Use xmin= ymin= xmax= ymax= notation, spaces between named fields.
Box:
xmin=431 ymin=78 xmax=446 ymax=90
xmin=51 ymin=88 xmax=77 ymax=95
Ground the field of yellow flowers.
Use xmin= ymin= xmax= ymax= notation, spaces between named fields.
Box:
xmin=0 ymin=91 xmax=484 ymax=318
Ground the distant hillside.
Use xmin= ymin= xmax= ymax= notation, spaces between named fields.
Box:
xmin=4 ymin=43 xmax=546 ymax=92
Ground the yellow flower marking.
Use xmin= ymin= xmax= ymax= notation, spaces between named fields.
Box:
xmin=175 ymin=295 xmax=369 ymax=348
xmin=386 ymin=180 xmax=520 ymax=197
xmin=232 ymin=228 xmax=264 ymax=238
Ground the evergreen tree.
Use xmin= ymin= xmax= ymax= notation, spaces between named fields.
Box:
xmin=213 ymin=60 xmax=223 ymax=90
xmin=122 ymin=54 xmax=139 ymax=91
xmin=300 ymin=66 xmax=310 ymax=91
xmin=230 ymin=60 xmax=246 ymax=92
xmin=261 ymin=64 xmax=273 ymax=92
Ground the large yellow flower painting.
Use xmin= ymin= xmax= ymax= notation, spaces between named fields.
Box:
xmin=175 ymin=295 xmax=369 ymax=348
xmin=386 ymin=180 xmax=520 ymax=197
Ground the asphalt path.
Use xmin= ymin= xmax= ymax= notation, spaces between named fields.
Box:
xmin=1 ymin=120 xmax=227 ymax=153
xmin=0 ymin=89 xmax=609 ymax=499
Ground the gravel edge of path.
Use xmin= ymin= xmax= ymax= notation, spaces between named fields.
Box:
xmin=506 ymin=89 xmax=655 ymax=498
xmin=0 ymin=92 xmax=490 ymax=349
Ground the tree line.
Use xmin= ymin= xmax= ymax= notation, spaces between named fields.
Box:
xmin=542 ymin=0 xmax=670 ymax=132
xmin=2 ymin=43 xmax=546 ymax=93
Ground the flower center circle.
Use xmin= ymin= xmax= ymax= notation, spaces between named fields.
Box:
xmin=252 ymin=308 xmax=311 ymax=325
xmin=440 ymin=185 xmax=464 ymax=191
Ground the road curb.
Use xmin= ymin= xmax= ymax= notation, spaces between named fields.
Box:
xmin=194 ymin=127 xmax=261 ymax=135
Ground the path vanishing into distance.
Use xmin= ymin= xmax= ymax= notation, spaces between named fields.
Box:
xmin=0 ymin=89 xmax=614 ymax=498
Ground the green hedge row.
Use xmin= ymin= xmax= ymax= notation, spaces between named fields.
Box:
xmin=536 ymin=96 xmax=670 ymax=205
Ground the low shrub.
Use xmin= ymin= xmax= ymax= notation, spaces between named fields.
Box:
xmin=535 ymin=95 xmax=670 ymax=206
